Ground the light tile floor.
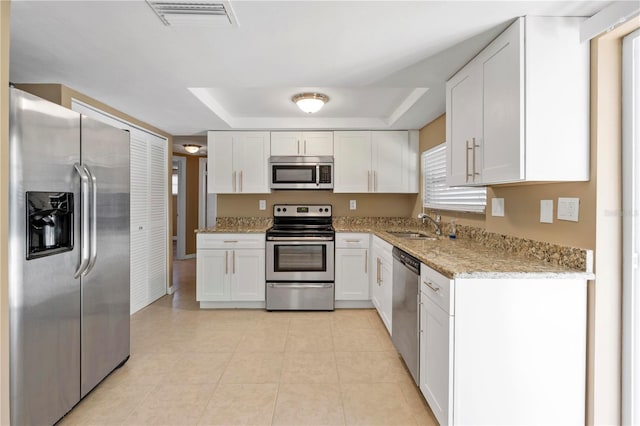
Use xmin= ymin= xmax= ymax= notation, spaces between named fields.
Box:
xmin=59 ymin=258 xmax=438 ymax=425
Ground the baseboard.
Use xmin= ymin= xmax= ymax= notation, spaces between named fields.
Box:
xmin=335 ymin=300 xmax=374 ymax=309
xmin=199 ymin=301 xmax=266 ymax=309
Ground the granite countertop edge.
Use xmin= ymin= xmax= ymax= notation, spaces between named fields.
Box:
xmin=336 ymin=225 xmax=594 ymax=280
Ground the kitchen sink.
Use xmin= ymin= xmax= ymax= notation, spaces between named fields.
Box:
xmin=387 ymin=231 xmax=438 ymax=240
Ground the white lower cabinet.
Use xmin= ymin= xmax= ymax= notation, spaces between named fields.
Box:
xmin=419 ymin=263 xmax=587 ymax=424
xmin=371 ymin=235 xmax=393 ymax=334
xmin=196 ymin=233 xmax=265 ymax=306
xmin=335 ymin=233 xmax=370 ymax=301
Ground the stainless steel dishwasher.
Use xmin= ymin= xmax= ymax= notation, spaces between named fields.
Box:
xmin=392 ymin=247 xmax=420 ymax=385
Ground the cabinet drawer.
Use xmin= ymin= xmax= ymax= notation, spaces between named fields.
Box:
xmin=420 ymin=263 xmax=454 ymax=315
xmin=197 ymin=233 xmax=265 ymax=249
xmin=372 ymin=235 xmax=393 ymax=258
xmin=336 ymin=233 xmax=370 ymax=249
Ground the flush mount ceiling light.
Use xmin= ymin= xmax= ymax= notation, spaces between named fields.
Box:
xmin=183 ymin=144 xmax=201 ymax=154
xmin=292 ymin=93 xmax=329 ymax=114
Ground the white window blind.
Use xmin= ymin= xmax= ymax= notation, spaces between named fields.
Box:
xmin=422 ymin=143 xmax=486 ymax=213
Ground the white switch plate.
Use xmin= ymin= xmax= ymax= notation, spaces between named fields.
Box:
xmin=349 ymin=200 xmax=357 ymax=210
xmin=540 ymin=200 xmax=553 ymax=223
xmin=259 ymin=200 xmax=266 ymax=210
xmin=491 ymin=198 xmax=505 ymax=217
xmin=558 ymin=197 xmax=580 ymax=222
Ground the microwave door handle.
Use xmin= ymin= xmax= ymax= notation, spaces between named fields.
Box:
xmin=316 ymin=165 xmax=320 ymax=186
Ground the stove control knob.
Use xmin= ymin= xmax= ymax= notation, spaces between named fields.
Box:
xmin=276 ymin=208 xmax=281 ymax=212
xmin=324 ymin=208 xmax=329 ymax=212
xmin=283 ymin=208 xmax=287 ymax=212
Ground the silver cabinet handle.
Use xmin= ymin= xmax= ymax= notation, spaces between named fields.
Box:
xmin=297 ymin=140 xmax=300 ymax=154
xmin=223 ymin=240 xmax=238 ymax=243
xmin=374 ymin=171 xmax=377 ymax=192
xmin=365 ymin=249 xmax=368 ymax=273
xmin=473 ymin=137 xmax=480 ymax=181
xmin=239 ymin=171 xmax=243 ymax=192
xmin=367 ymin=171 xmax=371 ymax=192
xmin=345 ymin=239 xmax=361 ymax=243
xmin=377 ymin=258 xmax=381 ymax=285
xmin=84 ymin=165 xmax=98 ymax=276
xmin=233 ymin=171 xmax=237 ymax=192
xmin=304 ymin=140 xmax=307 ymax=154
xmin=466 ymin=140 xmax=472 ymax=182
xmin=73 ymin=163 xmax=90 ymax=279
xmin=232 ymin=250 xmax=235 ymax=274
xmin=225 ymin=251 xmax=229 ymax=274
xmin=424 ymin=280 xmax=441 ymax=293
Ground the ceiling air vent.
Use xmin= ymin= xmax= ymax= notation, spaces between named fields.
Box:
xmin=146 ymin=1 xmax=238 ymax=27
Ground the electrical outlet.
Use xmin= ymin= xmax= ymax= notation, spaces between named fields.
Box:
xmin=259 ymin=200 xmax=266 ymax=210
xmin=349 ymin=200 xmax=357 ymax=210
xmin=491 ymin=198 xmax=505 ymax=217
xmin=558 ymin=197 xmax=579 ymax=222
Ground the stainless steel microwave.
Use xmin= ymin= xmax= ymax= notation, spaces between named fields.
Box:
xmin=269 ymin=156 xmax=333 ymax=190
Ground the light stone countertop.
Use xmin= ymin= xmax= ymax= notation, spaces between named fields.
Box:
xmin=195 ymin=217 xmax=594 ymax=280
xmin=196 ymin=224 xmax=271 ymax=233
xmin=335 ymin=224 xmax=594 ymax=280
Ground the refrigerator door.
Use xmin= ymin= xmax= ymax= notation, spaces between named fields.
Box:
xmin=9 ymin=88 xmax=81 ymax=426
xmin=80 ymin=116 xmax=131 ymax=397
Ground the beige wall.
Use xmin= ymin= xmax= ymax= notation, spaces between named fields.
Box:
xmin=0 ymin=2 xmax=10 ymax=424
xmin=218 ymin=192 xmax=416 ymax=217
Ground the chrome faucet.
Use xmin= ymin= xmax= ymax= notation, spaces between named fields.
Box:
xmin=418 ymin=213 xmax=442 ymax=236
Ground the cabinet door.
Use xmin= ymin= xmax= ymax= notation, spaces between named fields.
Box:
xmin=196 ymin=249 xmax=230 ymax=301
xmin=446 ymin=64 xmax=483 ymax=187
xmin=302 ymin=132 xmax=333 ymax=156
xmin=231 ymin=249 xmax=266 ymax=301
xmin=335 ymin=248 xmax=369 ymax=300
xmin=420 ymin=293 xmax=452 ymax=425
xmin=271 ymin=132 xmax=302 ymax=156
xmin=379 ymin=255 xmax=393 ymax=333
xmin=334 ymin=131 xmax=372 ymax=193
xmin=480 ymin=19 xmax=524 ymax=184
xmin=208 ymin=131 xmax=234 ymax=193
xmin=372 ymin=131 xmax=409 ymax=193
xmin=233 ymin=132 xmax=270 ymax=193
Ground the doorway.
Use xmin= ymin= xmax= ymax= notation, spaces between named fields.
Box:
xmin=172 ymin=157 xmax=187 ymax=260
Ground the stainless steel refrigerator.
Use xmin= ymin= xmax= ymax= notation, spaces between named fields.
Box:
xmin=8 ymin=88 xmax=131 ymax=425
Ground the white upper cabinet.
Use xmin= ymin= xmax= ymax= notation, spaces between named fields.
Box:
xmin=270 ymin=131 xmax=333 ymax=156
xmin=446 ymin=16 xmax=589 ymax=186
xmin=334 ymin=130 xmax=418 ymax=193
xmin=208 ymin=131 xmax=270 ymax=194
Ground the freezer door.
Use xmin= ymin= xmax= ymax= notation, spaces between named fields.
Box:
xmin=8 ymin=88 xmax=81 ymax=426
xmin=80 ymin=116 xmax=131 ymax=397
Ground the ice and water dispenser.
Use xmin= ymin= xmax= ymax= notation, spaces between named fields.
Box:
xmin=26 ymin=192 xmax=73 ymax=259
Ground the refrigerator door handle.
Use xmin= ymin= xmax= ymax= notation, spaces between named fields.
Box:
xmin=74 ymin=163 xmax=91 ymax=278
xmin=84 ymin=165 xmax=98 ymax=276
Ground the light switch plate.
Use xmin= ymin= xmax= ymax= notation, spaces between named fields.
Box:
xmin=259 ymin=200 xmax=266 ymax=210
xmin=349 ymin=200 xmax=357 ymax=210
xmin=558 ymin=197 xmax=580 ymax=222
xmin=540 ymin=200 xmax=553 ymax=223
xmin=491 ymin=198 xmax=505 ymax=217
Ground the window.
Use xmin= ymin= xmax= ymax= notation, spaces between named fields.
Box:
xmin=422 ymin=143 xmax=486 ymax=213
xmin=172 ymin=172 xmax=178 ymax=195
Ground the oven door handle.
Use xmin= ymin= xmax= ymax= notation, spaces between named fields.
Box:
xmin=267 ymin=283 xmax=333 ymax=289
xmin=266 ymin=237 xmax=334 ymax=242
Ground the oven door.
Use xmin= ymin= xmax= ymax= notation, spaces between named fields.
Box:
xmin=266 ymin=240 xmax=334 ymax=282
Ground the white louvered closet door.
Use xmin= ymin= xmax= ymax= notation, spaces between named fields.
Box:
xmin=130 ymin=130 xmax=167 ymax=314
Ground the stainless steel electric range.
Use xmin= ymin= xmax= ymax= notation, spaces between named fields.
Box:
xmin=265 ymin=204 xmax=335 ymax=311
